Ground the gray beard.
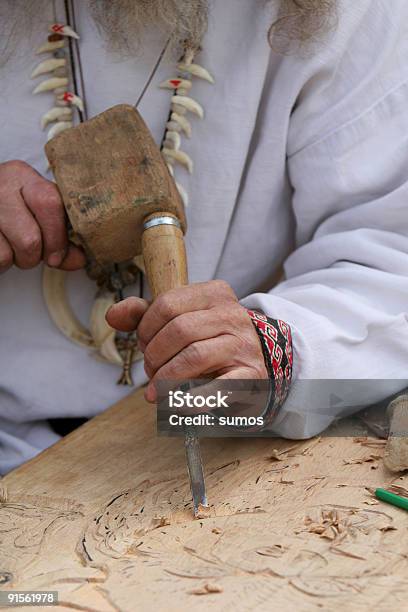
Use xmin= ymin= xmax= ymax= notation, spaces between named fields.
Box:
xmin=89 ymin=0 xmax=209 ymax=55
xmin=0 ymin=0 xmax=209 ymax=66
xmin=0 ymin=0 xmax=337 ymax=68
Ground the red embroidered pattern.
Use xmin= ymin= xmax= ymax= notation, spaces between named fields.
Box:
xmin=247 ymin=309 xmax=293 ymax=414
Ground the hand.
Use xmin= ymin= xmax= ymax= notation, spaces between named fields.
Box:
xmin=0 ymin=160 xmax=86 ymax=273
xmin=106 ymin=280 xmax=268 ymax=402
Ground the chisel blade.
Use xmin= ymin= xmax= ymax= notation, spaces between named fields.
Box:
xmin=184 ymin=430 xmax=208 ymax=516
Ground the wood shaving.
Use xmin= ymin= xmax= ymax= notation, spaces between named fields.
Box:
xmin=305 ymin=476 xmax=326 ymax=492
xmin=265 ymin=464 xmax=292 ymax=474
xmin=343 ymin=454 xmax=382 ymax=465
xmin=304 ymin=509 xmax=349 ymax=541
xmin=189 ymin=583 xmax=223 ymax=595
xmin=354 ymin=437 xmax=387 ymax=448
xmin=365 ymin=487 xmax=377 ymax=496
xmin=279 ymin=477 xmax=294 ymax=485
xmin=379 ymin=525 xmax=397 ymax=532
xmin=267 ymin=449 xmax=286 ymax=461
xmin=388 ymin=484 xmax=408 ymax=498
xmin=256 ymin=544 xmax=285 ymax=558
xmin=152 ymin=516 xmax=170 ymax=528
xmin=331 ymin=547 xmax=367 ymax=560
xmin=300 ymin=437 xmax=322 ymax=456
xmin=0 ymin=485 xmax=7 ymax=504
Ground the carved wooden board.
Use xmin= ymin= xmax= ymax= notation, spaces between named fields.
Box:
xmin=1 ymin=389 xmax=407 ymax=611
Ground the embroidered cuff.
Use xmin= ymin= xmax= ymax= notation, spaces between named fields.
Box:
xmin=247 ymin=309 xmax=293 ymax=423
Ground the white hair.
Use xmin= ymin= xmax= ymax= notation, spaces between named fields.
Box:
xmin=0 ymin=0 xmax=337 ymax=67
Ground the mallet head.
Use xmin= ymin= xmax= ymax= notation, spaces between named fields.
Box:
xmin=45 ymin=104 xmax=186 ymax=265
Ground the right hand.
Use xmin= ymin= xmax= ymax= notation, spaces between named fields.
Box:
xmin=0 ymin=160 xmax=86 ymax=273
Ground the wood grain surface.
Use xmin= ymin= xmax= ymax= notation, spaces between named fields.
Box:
xmin=1 ymin=388 xmax=407 ymax=611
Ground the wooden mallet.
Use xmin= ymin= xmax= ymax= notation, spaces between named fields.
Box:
xmin=45 ymin=104 xmax=208 ymax=514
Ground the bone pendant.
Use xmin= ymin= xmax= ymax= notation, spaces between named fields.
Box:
xmin=170 ymin=112 xmax=192 ymax=138
xmin=90 ymin=291 xmax=123 ymax=365
xmin=171 ymin=95 xmax=204 ymax=119
xmin=47 ymin=121 xmax=73 ymax=140
xmin=177 ymin=63 xmax=215 ymax=83
xmin=171 ymin=103 xmax=187 ymax=116
xmin=162 ymin=148 xmax=193 ymax=174
xmin=41 ymin=107 xmax=73 ymax=129
xmin=31 ymin=58 xmax=66 ymax=78
xmin=33 ymin=77 xmax=68 ymax=94
xmin=49 ymin=24 xmax=80 ymax=39
xmin=56 ymin=92 xmax=84 ymax=112
xmin=164 ymin=130 xmax=181 ymax=150
xmin=36 ymin=40 xmax=66 ymax=54
xmin=42 ymin=266 xmax=94 ymax=348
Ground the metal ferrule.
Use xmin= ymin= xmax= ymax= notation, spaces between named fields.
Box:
xmin=143 ymin=216 xmax=181 ymax=231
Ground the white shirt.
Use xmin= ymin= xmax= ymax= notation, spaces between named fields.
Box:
xmin=1 ymin=0 xmax=408 ymax=472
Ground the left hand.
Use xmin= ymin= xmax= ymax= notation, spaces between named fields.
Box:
xmin=106 ymin=280 xmax=268 ymax=402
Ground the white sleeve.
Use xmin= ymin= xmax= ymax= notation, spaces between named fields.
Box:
xmin=243 ymin=0 xmax=408 ymax=438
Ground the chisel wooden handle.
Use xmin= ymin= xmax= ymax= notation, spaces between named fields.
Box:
xmin=384 ymin=395 xmax=408 ymax=472
xmin=142 ymin=213 xmax=188 ymax=298
xmin=142 ymin=213 xmax=208 ymax=514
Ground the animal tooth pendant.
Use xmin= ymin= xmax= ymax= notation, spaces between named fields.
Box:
xmin=33 ymin=77 xmax=68 ymax=94
xmin=42 ymin=267 xmax=95 ymax=349
xmin=36 ymin=40 xmax=66 ymax=54
xmin=49 ymin=23 xmax=80 ymax=39
xmin=162 ymin=148 xmax=194 ymax=174
xmin=170 ymin=113 xmax=192 ymax=138
xmin=159 ymin=49 xmax=214 ymax=215
xmin=47 ymin=121 xmax=73 ymax=140
xmin=163 ymin=130 xmax=181 ymax=150
xmin=31 ymin=58 xmax=67 ymax=78
xmin=177 ymin=62 xmax=215 ymax=83
xmin=56 ymin=92 xmax=84 ymax=112
xmin=41 ymin=107 xmax=73 ymax=129
xmin=171 ymin=95 xmax=204 ymax=119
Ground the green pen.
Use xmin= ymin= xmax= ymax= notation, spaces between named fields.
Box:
xmin=375 ymin=488 xmax=408 ymax=512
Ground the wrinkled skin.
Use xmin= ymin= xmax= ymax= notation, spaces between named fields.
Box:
xmin=106 ymin=280 xmax=268 ymax=402
xmin=0 ymin=160 xmax=85 ymax=272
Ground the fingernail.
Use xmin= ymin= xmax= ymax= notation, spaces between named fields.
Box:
xmin=145 ymin=384 xmax=157 ymax=403
xmin=47 ymin=250 xmax=65 ymax=267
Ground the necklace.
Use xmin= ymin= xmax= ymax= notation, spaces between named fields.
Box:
xmin=31 ymin=0 xmax=214 ymax=385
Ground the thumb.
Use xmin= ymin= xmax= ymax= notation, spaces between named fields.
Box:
xmin=59 ymin=244 xmax=87 ymax=271
xmin=106 ymin=296 xmax=149 ymax=332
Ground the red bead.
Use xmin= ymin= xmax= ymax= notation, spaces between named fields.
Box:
xmin=51 ymin=24 xmax=65 ymax=33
